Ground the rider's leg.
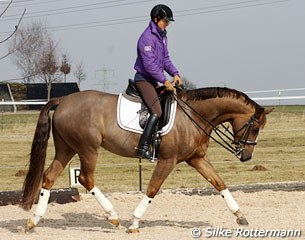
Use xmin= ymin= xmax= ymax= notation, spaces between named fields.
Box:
xmin=137 ymin=113 xmax=159 ymax=159
xmin=135 ymin=80 xmax=162 ymax=159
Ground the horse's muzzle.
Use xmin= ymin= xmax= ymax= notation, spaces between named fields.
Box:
xmin=239 ymin=149 xmax=252 ymax=162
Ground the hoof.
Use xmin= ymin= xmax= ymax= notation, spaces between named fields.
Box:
xmin=109 ymin=219 xmax=120 ymax=227
xmin=127 ymin=228 xmax=140 ymax=233
xmin=237 ymin=217 xmax=249 ymax=225
xmin=26 ymin=218 xmax=36 ymax=230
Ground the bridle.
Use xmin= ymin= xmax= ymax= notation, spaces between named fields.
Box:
xmin=219 ymin=114 xmax=261 ymax=156
xmin=170 ymin=91 xmax=263 ymax=158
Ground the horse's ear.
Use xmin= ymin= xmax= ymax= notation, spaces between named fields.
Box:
xmin=264 ymin=107 xmax=274 ymax=115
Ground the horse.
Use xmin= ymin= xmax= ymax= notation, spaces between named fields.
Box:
xmin=20 ymin=87 xmax=272 ymax=232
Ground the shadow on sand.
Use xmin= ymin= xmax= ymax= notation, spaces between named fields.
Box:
xmin=0 ymin=212 xmax=211 ymax=233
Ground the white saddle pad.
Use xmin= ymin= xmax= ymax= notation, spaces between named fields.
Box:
xmin=117 ymin=93 xmax=177 ymax=136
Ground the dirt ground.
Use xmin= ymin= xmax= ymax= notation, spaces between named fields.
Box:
xmin=0 ymin=190 xmax=304 ymax=240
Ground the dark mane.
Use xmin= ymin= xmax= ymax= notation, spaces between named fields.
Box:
xmin=178 ymin=87 xmax=263 ymax=113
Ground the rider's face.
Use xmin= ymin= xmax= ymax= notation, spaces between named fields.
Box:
xmin=154 ymin=18 xmax=170 ymax=30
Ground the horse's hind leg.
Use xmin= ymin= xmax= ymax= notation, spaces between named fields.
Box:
xmin=27 ymin=136 xmax=76 ymax=230
xmin=77 ymin=149 xmax=119 ymax=226
xmin=186 ymin=157 xmax=249 ymax=226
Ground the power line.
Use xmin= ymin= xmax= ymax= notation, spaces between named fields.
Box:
xmin=41 ymin=0 xmax=294 ymax=32
xmin=0 ymin=0 xmax=65 ymax=7
xmin=1 ymin=0 xmax=36 ymax=4
xmin=0 ymin=0 xmax=151 ymax=20
xmin=176 ymin=0 xmax=291 ymax=17
xmin=2 ymin=0 xmax=290 ymax=22
xmin=2 ymin=0 xmax=65 ymax=8
xmin=178 ymin=0 xmax=290 ymax=14
xmin=0 ymin=0 xmax=292 ymax=35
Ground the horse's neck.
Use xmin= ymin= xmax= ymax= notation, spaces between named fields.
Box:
xmin=199 ymin=97 xmax=255 ymax=125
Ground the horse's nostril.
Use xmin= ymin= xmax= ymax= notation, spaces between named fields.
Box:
xmin=240 ymin=150 xmax=252 ymax=162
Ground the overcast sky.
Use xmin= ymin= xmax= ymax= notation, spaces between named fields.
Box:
xmin=0 ymin=0 xmax=304 ymax=102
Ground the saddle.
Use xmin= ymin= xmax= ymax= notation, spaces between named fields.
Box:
xmin=117 ymin=79 xmax=177 ymax=161
xmin=125 ymin=79 xmax=173 ymax=130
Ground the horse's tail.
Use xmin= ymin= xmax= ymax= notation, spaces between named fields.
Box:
xmin=20 ymin=98 xmax=60 ymax=211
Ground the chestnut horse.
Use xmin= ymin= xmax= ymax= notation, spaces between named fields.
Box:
xmin=20 ymin=87 xmax=272 ymax=232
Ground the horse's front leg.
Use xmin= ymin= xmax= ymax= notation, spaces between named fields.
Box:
xmin=187 ymin=157 xmax=249 ymax=226
xmin=128 ymin=158 xmax=176 ymax=233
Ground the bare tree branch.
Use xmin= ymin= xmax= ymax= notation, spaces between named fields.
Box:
xmin=0 ymin=0 xmax=13 ymax=18
xmin=0 ymin=44 xmax=18 ymax=60
xmin=0 ymin=8 xmax=26 ymax=44
xmin=0 ymin=32 xmax=32 ymax=61
xmin=73 ymin=61 xmax=86 ymax=86
xmin=0 ymin=72 xmax=40 ymax=83
xmin=9 ymin=20 xmax=50 ymax=82
xmin=1 ymin=21 xmax=34 ymax=62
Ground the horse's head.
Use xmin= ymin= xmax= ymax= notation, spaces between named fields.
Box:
xmin=232 ymin=108 xmax=273 ymax=162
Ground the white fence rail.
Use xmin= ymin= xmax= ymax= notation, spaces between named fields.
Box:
xmin=251 ymin=96 xmax=305 ymax=101
xmin=245 ymin=87 xmax=305 ymax=93
xmin=245 ymin=87 xmax=305 ymax=104
xmin=0 ymin=101 xmax=47 ymax=105
xmin=1 ymin=88 xmax=305 ymax=111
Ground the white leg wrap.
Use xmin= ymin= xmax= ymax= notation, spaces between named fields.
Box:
xmin=33 ymin=188 xmax=50 ymax=225
xmin=90 ymin=187 xmax=117 ymax=219
xmin=220 ymin=189 xmax=239 ymax=213
xmin=133 ymin=195 xmax=153 ymax=219
xmin=34 ymin=188 xmax=50 ymax=216
xmin=129 ymin=195 xmax=153 ymax=230
xmin=129 ymin=217 xmax=140 ymax=230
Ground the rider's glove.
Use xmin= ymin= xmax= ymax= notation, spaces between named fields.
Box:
xmin=164 ymin=80 xmax=174 ymax=91
xmin=173 ymin=75 xmax=183 ymax=86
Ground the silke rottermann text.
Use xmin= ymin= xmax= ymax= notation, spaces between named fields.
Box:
xmin=204 ymin=227 xmax=302 ymax=238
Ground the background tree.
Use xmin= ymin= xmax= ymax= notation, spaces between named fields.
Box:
xmin=38 ymin=37 xmax=61 ymax=100
xmin=73 ymin=61 xmax=86 ymax=87
xmin=182 ymin=76 xmax=197 ymax=90
xmin=60 ymin=54 xmax=71 ymax=83
xmin=10 ymin=20 xmax=50 ymax=83
xmin=10 ymin=21 xmax=72 ymax=99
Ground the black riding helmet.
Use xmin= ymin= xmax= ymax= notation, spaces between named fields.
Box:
xmin=150 ymin=4 xmax=175 ymax=22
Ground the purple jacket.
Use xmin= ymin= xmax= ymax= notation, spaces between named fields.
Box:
xmin=134 ymin=20 xmax=179 ymax=83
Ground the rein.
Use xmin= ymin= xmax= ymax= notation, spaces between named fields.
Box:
xmin=169 ymin=91 xmax=259 ymax=157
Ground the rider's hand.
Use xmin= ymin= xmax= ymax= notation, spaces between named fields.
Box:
xmin=173 ymin=75 xmax=183 ymax=86
xmin=164 ymin=80 xmax=174 ymax=91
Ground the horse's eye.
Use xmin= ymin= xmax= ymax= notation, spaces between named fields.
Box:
xmin=252 ymin=126 xmax=259 ymax=134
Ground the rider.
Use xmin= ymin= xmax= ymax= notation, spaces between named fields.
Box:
xmin=134 ymin=4 xmax=183 ymax=160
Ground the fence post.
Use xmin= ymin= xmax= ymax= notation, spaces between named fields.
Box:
xmin=7 ymin=83 xmax=17 ymax=113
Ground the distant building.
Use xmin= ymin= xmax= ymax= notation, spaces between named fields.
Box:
xmin=0 ymin=83 xmax=80 ymax=111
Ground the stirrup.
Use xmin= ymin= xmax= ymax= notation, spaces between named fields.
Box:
xmin=149 ymin=155 xmax=158 ymax=163
xmin=136 ymin=148 xmax=158 ymax=163
xmin=137 ymin=146 xmax=151 ymax=158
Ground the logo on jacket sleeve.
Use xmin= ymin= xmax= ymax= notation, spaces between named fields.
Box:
xmin=144 ymin=45 xmax=152 ymax=52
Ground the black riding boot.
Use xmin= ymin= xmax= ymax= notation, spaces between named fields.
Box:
xmin=137 ymin=113 xmax=159 ymax=160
